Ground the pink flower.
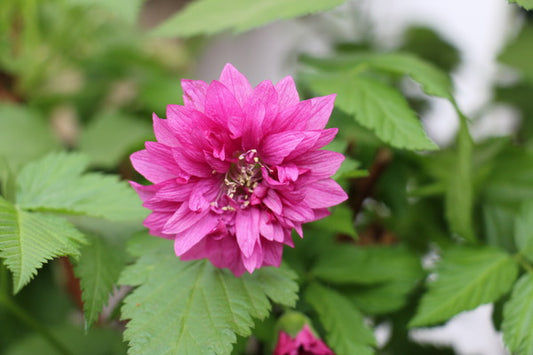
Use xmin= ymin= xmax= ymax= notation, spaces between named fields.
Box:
xmin=273 ymin=325 xmax=334 ymax=355
xmin=130 ymin=64 xmax=347 ymax=276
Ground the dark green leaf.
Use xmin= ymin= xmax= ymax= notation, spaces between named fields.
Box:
xmin=410 ymin=246 xmax=518 ymax=327
xmin=514 ymin=201 xmax=533 ymax=262
xmin=305 ymin=282 xmax=376 ymax=355
xmin=74 ymin=235 xmax=128 ymax=329
xmin=508 ymin=0 xmax=533 ymax=11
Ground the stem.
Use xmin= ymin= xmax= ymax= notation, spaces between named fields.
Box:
xmin=515 ymin=253 xmax=533 ymax=274
xmin=0 ymin=265 xmax=73 ymax=355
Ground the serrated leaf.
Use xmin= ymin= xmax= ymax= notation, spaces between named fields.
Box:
xmin=502 ymin=274 xmax=533 ymax=355
xmin=16 ymin=152 xmax=147 ymax=221
xmin=313 ymin=245 xmax=423 ymax=285
xmin=514 ymin=201 xmax=533 ymax=263
xmin=445 ymin=116 xmax=475 ymax=242
xmin=307 ymin=73 xmax=437 ymax=151
xmin=410 ymin=246 xmax=518 ymax=327
xmin=305 ymin=282 xmax=376 ymax=355
xmin=151 ymin=0 xmax=345 ymax=37
xmin=0 ymin=197 xmax=86 ymax=293
xmin=508 ymin=0 xmax=533 ymax=11
xmin=119 ymin=245 xmax=298 ymax=355
xmin=303 ymin=52 xmax=453 ymax=100
xmin=69 ymin=0 xmax=145 ymax=24
xmin=79 ymin=112 xmax=152 ymax=168
xmin=0 ymin=104 xmax=60 ymax=172
xmin=74 ymin=235 xmax=127 ymax=329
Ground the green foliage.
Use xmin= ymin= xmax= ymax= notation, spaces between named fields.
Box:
xmin=502 ymin=274 xmax=533 ymax=355
xmin=152 ymin=0 xmax=346 ymax=37
xmin=311 ymin=205 xmax=357 ymax=239
xmin=78 ymin=112 xmax=152 ymax=168
xmin=69 ymin=0 xmax=146 ymax=24
xmin=514 ymin=201 xmax=533 ymax=262
xmin=508 ymin=0 xmax=533 ymax=10
xmin=307 ymin=73 xmax=437 ymax=150
xmin=120 ymin=243 xmax=298 ymax=355
xmin=74 ymin=235 xmax=128 ymax=329
xmin=0 ymin=197 xmax=86 ymax=293
xmin=0 ymin=104 xmax=60 ymax=172
xmin=499 ymin=23 xmax=533 ymax=82
xmin=410 ymin=246 xmax=519 ymax=327
xmin=16 ymin=152 xmax=147 ymax=221
xmin=305 ymin=282 xmax=376 ymax=355
xmin=445 ymin=116 xmax=475 ymax=242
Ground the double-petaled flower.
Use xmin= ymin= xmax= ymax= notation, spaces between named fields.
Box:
xmin=130 ymin=64 xmax=347 ymax=276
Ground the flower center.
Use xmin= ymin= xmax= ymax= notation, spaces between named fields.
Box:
xmin=223 ymin=149 xmax=262 ymax=208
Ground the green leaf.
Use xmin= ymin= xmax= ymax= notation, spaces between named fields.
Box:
xmin=514 ymin=201 xmax=533 ymax=262
xmin=79 ymin=112 xmax=152 ymax=168
xmin=348 ymin=281 xmax=420 ymax=315
xmin=69 ymin=0 xmax=146 ymax=24
xmin=0 ymin=197 xmax=86 ymax=293
xmin=119 ymin=244 xmax=298 ymax=355
xmin=0 ymin=104 xmax=60 ymax=172
xmin=16 ymin=152 xmax=147 ymax=221
xmin=74 ymin=235 xmax=127 ymax=329
xmin=313 ymin=245 xmax=423 ymax=285
xmin=445 ymin=116 xmax=475 ymax=242
xmin=410 ymin=246 xmax=519 ymax=327
xmin=502 ymin=274 xmax=533 ymax=355
xmin=151 ymin=0 xmax=345 ymax=37
xmin=508 ymin=0 xmax=533 ymax=11
xmin=311 ymin=205 xmax=357 ymax=239
xmin=307 ymin=73 xmax=437 ymax=151
xmin=303 ymin=52 xmax=454 ymax=100
xmin=499 ymin=23 xmax=533 ymax=82
xmin=305 ymin=282 xmax=376 ymax=355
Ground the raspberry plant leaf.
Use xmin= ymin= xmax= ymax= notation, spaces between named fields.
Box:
xmin=502 ymin=274 xmax=533 ymax=355
xmin=119 ymin=242 xmax=298 ymax=355
xmin=305 ymin=282 xmax=376 ymax=355
xmin=409 ymin=246 xmax=519 ymax=327
xmin=0 ymin=197 xmax=86 ymax=293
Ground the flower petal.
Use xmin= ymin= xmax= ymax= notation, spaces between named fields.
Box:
xmin=305 ymin=94 xmax=336 ymax=130
xmin=181 ymin=79 xmax=209 ymax=112
xmin=261 ymin=131 xmax=305 ymax=165
xmin=275 ymin=76 xmax=299 ymax=110
xmin=130 ymin=143 xmax=184 ymax=183
xmin=204 ymin=80 xmax=244 ymax=128
xmin=174 ymin=215 xmax=219 ymax=255
xmin=218 ymin=63 xmax=252 ymax=107
xmin=304 ymin=179 xmax=348 ymax=208
xmin=235 ymin=208 xmax=261 ymax=257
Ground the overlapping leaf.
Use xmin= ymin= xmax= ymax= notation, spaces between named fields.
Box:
xmin=74 ymin=235 xmax=128 ymax=328
xmin=151 ymin=0 xmax=345 ymax=37
xmin=410 ymin=246 xmax=518 ymax=327
xmin=16 ymin=152 xmax=146 ymax=221
xmin=305 ymin=282 xmax=376 ymax=355
xmin=307 ymin=73 xmax=437 ymax=150
xmin=120 ymin=244 xmax=298 ymax=355
xmin=502 ymin=274 xmax=533 ymax=355
xmin=0 ymin=197 xmax=86 ymax=293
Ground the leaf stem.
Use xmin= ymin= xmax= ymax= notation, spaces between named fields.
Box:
xmin=0 ymin=274 xmax=73 ymax=355
xmin=514 ymin=253 xmax=533 ymax=274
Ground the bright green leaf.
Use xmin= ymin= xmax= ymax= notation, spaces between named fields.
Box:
xmin=16 ymin=152 xmax=147 ymax=221
xmin=119 ymin=245 xmax=298 ymax=355
xmin=502 ymin=274 xmax=533 ymax=355
xmin=514 ymin=201 xmax=533 ymax=262
xmin=307 ymin=73 xmax=437 ymax=151
xmin=305 ymin=282 xmax=376 ymax=355
xmin=445 ymin=116 xmax=475 ymax=242
xmin=508 ymin=0 xmax=533 ymax=11
xmin=303 ymin=52 xmax=454 ymax=100
xmin=74 ymin=235 xmax=127 ymax=329
xmin=152 ymin=0 xmax=345 ymax=37
xmin=410 ymin=246 xmax=518 ymax=327
xmin=313 ymin=245 xmax=423 ymax=285
xmin=0 ymin=197 xmax=86 ymax=293
xmin=69 ymin=0 xmax=145 ymax=24
xmin=0 ymin=104 xmax=60 ymax=172
xmin=79 ymin=112 xmax=152 ymax=168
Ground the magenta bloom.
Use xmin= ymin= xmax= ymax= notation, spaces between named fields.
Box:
xmin=130 ymin=64 xmax=347 ymax=276
xmin=273 ymin=325 xmax=334 ymax=355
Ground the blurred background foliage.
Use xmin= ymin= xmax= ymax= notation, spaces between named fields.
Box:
xmin=1 ymin=0 xmax=533 ymax=354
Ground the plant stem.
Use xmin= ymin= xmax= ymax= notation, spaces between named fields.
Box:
xmin=0 ymin=265 xmax=73 ymax=355
xmin=514 ymin=253 xmax=533 ymax=274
